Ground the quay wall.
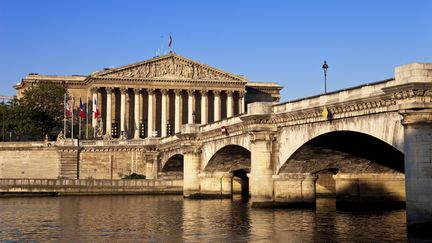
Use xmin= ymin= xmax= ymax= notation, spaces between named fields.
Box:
xmin=0 ymin=142 xmax=149 ymax=180
xmin=0 ymin=178 xmax=183 ymax=195
xmin=0 ymin=143 xmax=60 ymax=179
xmin=79 ymin=149 xmax=146 ymax=179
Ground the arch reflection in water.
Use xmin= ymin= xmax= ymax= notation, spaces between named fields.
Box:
xmin=0 ymin=196 xmax=406 ymax=242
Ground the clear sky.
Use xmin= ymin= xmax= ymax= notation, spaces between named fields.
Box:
xmin=1 ymin=0 xmax=431 ymax=101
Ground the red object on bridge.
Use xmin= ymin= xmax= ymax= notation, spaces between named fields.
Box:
xmin=221 ymin=126 xmax=227 ymax=135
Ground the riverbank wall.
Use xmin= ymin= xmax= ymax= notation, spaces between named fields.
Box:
xmin=0 ymin=179 xmax=183 ymax=196
xmin=0 ymin=140 xmax=153 ymax=180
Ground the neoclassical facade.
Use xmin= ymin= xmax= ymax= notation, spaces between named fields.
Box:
xmin=15 ymin=53 xmax=282 ymax=138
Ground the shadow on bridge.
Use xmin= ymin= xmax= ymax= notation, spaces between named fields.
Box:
xmin=280 ymin=131 xmax=405 ymax=208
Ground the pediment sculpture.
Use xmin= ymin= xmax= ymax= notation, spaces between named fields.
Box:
xmin=97 ymin=56 xmax=241 ymax=81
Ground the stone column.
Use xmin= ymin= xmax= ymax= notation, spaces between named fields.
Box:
xmin=133 ymin=88 xmax=141 ymax=139
xmin=239 ymin=91 xmax=245 ymax=114
xmin=187 ymin=90 xmax=195 ymax=124
xmin=183 ymin=147 xmax=201 ymax=197
xmin=249 ymin=131 xmax=275 ymax=207
xmin=401 ymin=109 xmax=432 ymax=232
xmin=105 ymin=87 xmax=113 ymax=136
xmin=174 ymin=89 xmax=181 ymax=133
xmin=226 ymin=90 xmax=233 ymax=118
xmin=147 ymin=88 xmax=155 ymax=138
xmin=200 ymin=90 xmax=208 ymax=124
xmin=145 ymin=152 xmax=158 ymax=180
xmin=161 ymin=89 xmax=168 ymax=137
xmin=214 ymin=90 xmax=221 ymax=121
xmin=120 ymin=88 xmax=127 ymax=136
xmin=91 ymin=87 xmax=98 ymax=128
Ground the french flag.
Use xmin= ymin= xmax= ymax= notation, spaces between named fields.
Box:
xmin=79 ymin=98 xmax=85 ymax=119
xmin=65 ymin=97 xmax=71 ymax=118
xmin=94 ymin=98 xmax=101 ymax=119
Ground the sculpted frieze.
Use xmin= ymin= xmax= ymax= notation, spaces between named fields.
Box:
xmin=101 ymin=57 xmax=233 ymax=81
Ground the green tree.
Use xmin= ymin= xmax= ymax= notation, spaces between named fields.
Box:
xmin=19 ymin=83 xmax=68 ymax=139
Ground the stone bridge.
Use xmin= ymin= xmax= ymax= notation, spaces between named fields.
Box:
xmin=1 ymin=62 xmax=431 ymax=230
xmin=153 ymin=62 xmax=432 ymax=230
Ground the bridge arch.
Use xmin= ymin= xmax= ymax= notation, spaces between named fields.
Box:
xmin=276 ymin=112 xmax=404 ymax=172
xmin=278 ymin=130 xmax=405 ymax=202
xmin=203 ymin=145 xmax=251 ymax=173
xmin=160 ymin=148 xmax=183 ymax=169
xmin=201 ymin=135 xmax=251 ymax=170
xmin=202 ymin=144 xmax=251 ymax=196
xmin=278 ymin=130 xmax=404 ymax=175
xmin=160 ymin=154 xmax=184 ymax=178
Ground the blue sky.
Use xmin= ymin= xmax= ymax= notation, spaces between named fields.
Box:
xmin=1 ymin=0 xmax=431 ymax=101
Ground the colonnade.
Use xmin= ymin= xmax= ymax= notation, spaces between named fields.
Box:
xmin=91 ymin=87 xmax=246 ymax=139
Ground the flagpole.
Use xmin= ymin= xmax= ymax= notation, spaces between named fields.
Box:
xmin=79 ymin=98 xmax=81 ymax=139
xmin=169 ymin=33 xmax=173 ymax=53
xmin=86 ymin=96 xmax=89 ymax=139
xmin=93 ymin=97 xmax=96 ymax=139
xmin=64 ymin=94 xmax=67 ymax=138
xmin=71 ymin=97 xmax=74 ymax=139
xmin=79 ymin=113 xmax=81 ymax=139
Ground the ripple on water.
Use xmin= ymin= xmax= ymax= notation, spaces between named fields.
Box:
xmin=0 ymin=196 xmax=406 ymax=242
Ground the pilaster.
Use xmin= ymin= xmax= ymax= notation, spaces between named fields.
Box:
xmin=401 ymin=109 xmax=432 ymax=232
xmin=145 ymin=151 xmax=159 ymax=180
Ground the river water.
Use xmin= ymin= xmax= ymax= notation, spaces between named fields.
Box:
xmin=0 ymin=195 xmax=407 ymax=242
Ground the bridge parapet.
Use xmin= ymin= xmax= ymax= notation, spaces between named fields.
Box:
xmin=395 ymin=62 xmax=432 ymax=84
xmin=78 ymin=138 xmax=158 ymax=147
xmin=273 ymin=79 xmax=391 ymax=114
xmin=199 ymin=116 xmax=243 ymax=133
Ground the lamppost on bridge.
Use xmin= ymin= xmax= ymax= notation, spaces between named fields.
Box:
xmin=322 ymin=60 xmax=329 ymax=94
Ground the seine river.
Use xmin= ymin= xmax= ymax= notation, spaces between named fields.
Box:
xmin=0 ymin=195 xmax=407 ymax=242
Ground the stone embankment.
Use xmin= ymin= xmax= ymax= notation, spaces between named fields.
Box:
xmin=0 ymin=179 xmax=183 ymax=196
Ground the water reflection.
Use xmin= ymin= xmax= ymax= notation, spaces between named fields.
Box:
xmin=0 ymin=196 xmax=407 ymax=242
xmin=182 ymin=196 xmax=251 ymax=242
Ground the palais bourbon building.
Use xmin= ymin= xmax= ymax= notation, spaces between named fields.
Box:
xmin=15 ymin=53 xmax=282 ymax=138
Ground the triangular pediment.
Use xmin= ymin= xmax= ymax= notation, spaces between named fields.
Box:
xmin=91 ymin=53 xmax=246 ymax=82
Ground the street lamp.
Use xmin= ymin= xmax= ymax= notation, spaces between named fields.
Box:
xmin=322 ymin=60 xmax=329 ymax=94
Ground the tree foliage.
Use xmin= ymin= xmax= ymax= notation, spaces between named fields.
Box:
xmin=122 ymin=173 xmax=146 ymax=180
xmin=1 ymin=83 xmax=68 ymax=141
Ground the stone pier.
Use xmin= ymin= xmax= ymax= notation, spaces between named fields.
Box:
xmin=198 ymin=172 xmax=233 ymax=198
xmin=273 ymin=173 xmax=317 ymax=207
xmin=402 ymin=109 xmax=432 ymax=232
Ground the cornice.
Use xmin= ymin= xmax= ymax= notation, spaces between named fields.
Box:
xmin=85 ymin=77 xmax=247 ymax=87
xmin=273 ymin=86 xmax=432 ymax=127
